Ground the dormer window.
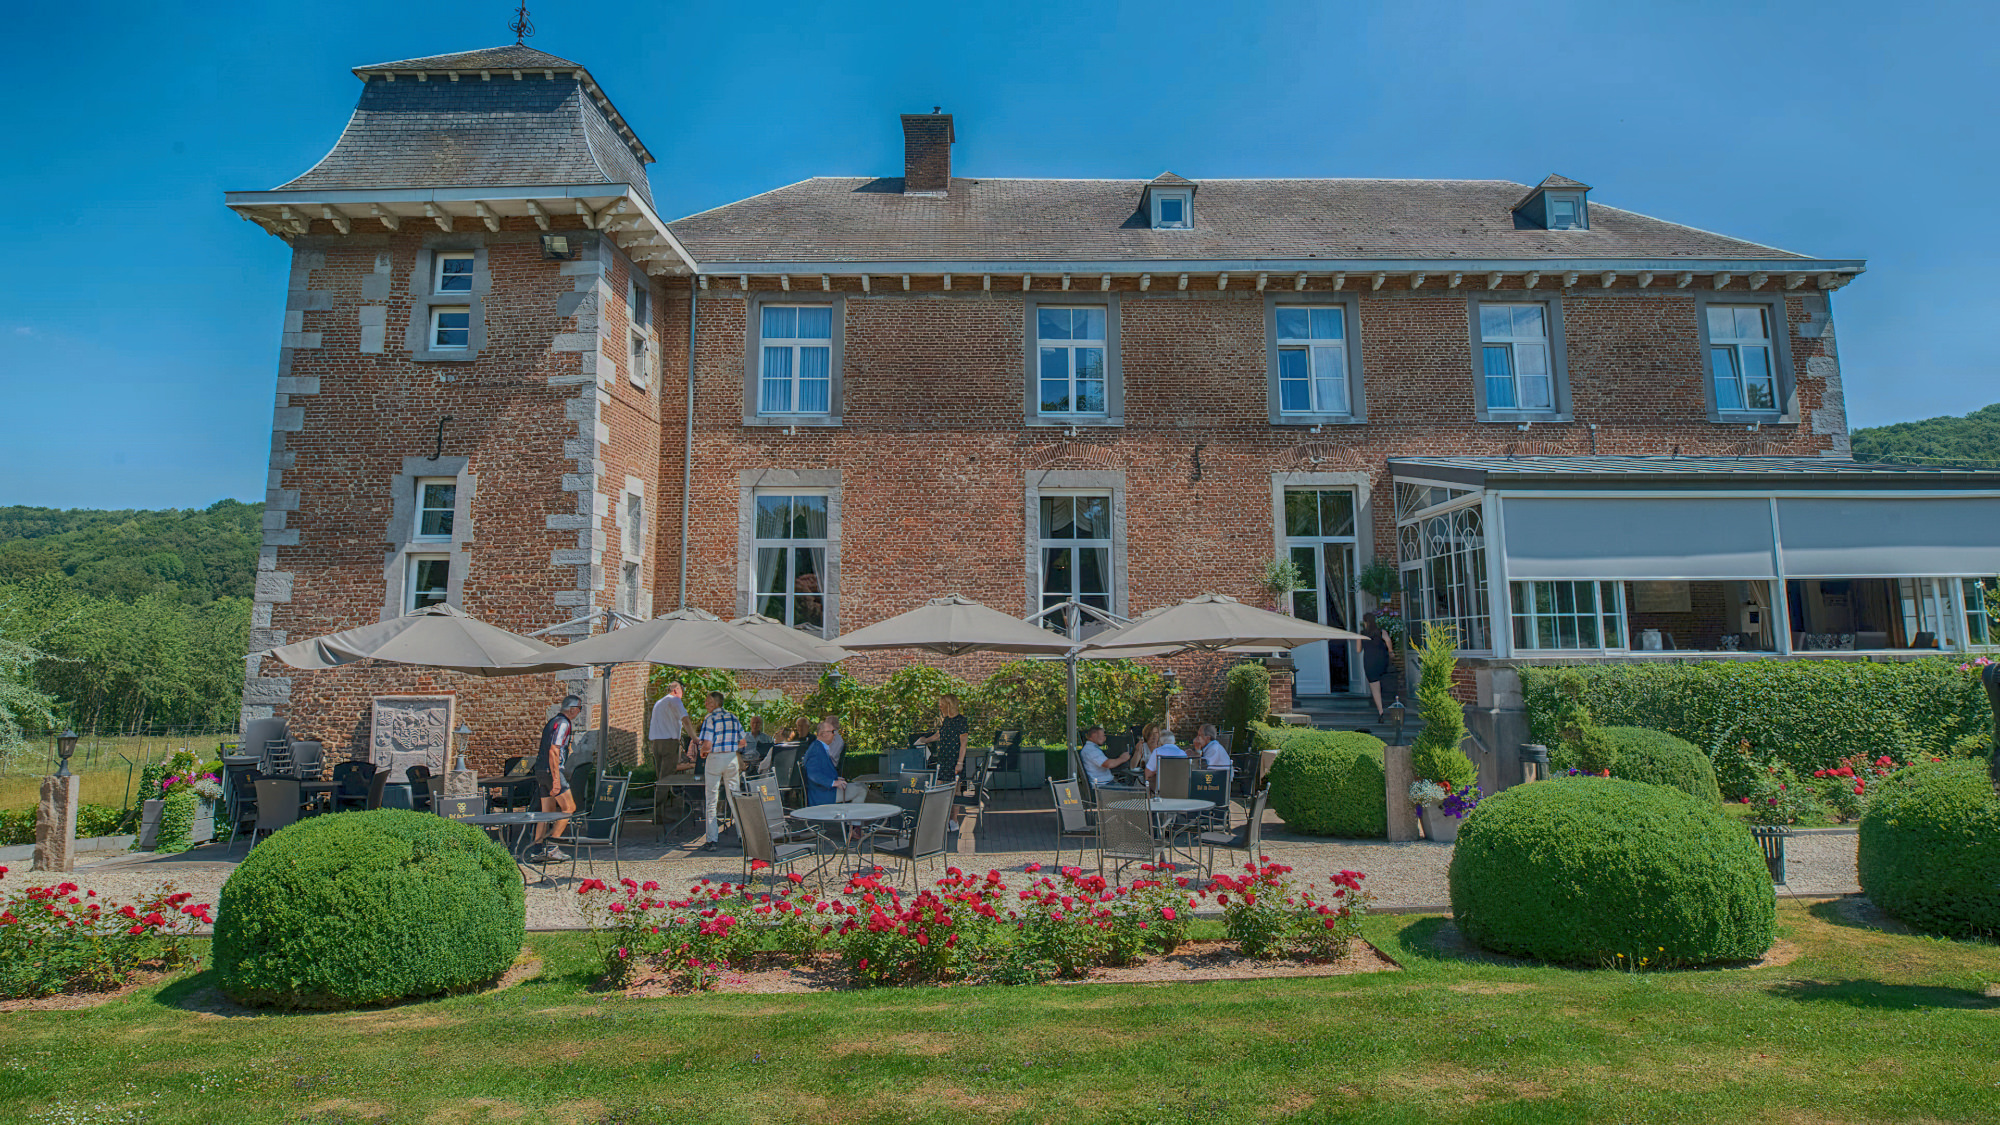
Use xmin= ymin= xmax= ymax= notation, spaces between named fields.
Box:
xmin=1546 ymin=193 xmax=1586 ymax=230
xmin=1511 ymin=174 xmax=1592 ymax=231
xmin=1151 ymin=190 xmax=1192 ymax=230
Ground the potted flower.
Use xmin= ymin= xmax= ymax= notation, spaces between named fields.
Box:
xmin=141 ymin=749 xmax=220 ymax=852
xmin=1410 ymin=780 xmax=1480 ymax=843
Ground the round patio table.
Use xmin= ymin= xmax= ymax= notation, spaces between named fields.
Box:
xmin=654 ymin=773 xmax=708 ymax=832
xmin=790 ymin=802 xmax=904 ymax=878
xmin=1109 ymin=798 xmax=1213 ymax=814
xmin=462 ymin=810 xmax=573 ymax=884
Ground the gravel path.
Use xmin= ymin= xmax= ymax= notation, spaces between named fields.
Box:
xmin=13 ymin=826 xmax=1861 ymax=928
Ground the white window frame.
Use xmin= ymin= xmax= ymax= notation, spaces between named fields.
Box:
xmin=1510 ymin=580 xmax=1629 ymax=652
xmin=757 ymin=304 xmax=835 ymax=416
xmin=1705 ymin=304 xmax=1779 ymax=415
xmin=430 ymin=306 xmax=470 ymax=351
xmin=630 ymin=330 xmax=651 ymax=388
xmin=414 ymin=477 xmax=456 ymax=542
xmin=1036 ymin=490 xmax=1115 ymax=637
xmin=1035 ymin=306 xmax=1110 ymax=418
xmin=752 ymin=490 xmax=832 ymax=635
xmin=630 ymin=279 xmax=651 ymax=330
xmin=1151 ymin=190 xmax=1192 ymax=230
xmin=434 ymin=252 xmax=474 ymax=295
xmin=1963 ymin=577 xmax=1997 ymax=649
xmin=1276 ymin=306 xmax=1352 ymax=416
xmin=1477 ymin=302 xmax=1555 ymax=414
xmin=405 ymin=554 xmax=451 ymax=613
xmin=1544 ymin=192 xmax=1586 ymax=230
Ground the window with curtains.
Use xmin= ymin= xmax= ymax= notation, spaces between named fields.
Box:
xmin=1705 ymin=305 xmax=1778 ymax=413
xmin=753 ymin=492 xmax=829 ymax=633
xmin=1511 ymin=581 xmax=1627 ymax=651
xmin=1275 ymin=307 xmax=1351 ymax=415
xmin=1036 ymin=306 xmax=1109 ymax=416
xmin=1038 ymin=492 xmax=1112 ymax=635
xmin=1477 ymin=303 xmax=1553 ymax=412
xmin=758 ymin=305 xmax=833 ymax=415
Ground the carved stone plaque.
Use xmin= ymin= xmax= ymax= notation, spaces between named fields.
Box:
xmin=370 ymin=695 xmax=456 ymax=782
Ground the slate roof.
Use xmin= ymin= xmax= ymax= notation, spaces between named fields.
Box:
xmin=277 ymin=65 xmax=652 ymax=205
xmin=669 ymin=176 xmax=1826 ymax=267
xmin=1388 ymin=456 xmax=2000 ymax=489
xmin=352 ymin=45 xmax=584 ymax=75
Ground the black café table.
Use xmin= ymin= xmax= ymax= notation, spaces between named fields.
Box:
xmin=477 ymin=773 xmax=537 ymax=811
xmin=299 ymin=779 xmax=340 ymax=813
xmin=462 ymin=810 xmax=572 ymax=884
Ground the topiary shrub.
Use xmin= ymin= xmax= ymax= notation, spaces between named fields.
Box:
xmin=1857 ymin=759 xmax=2000 ymax=939
xmin=1408 ymin=626 xmax=1475 ymax=789
xmin=1598 ymin=726 xmax=1721 ymax=803
xmin=1221 ymin=662 xmax=1272 ymax=733
xmin=1448 ymin=777 xmax=1774 ymax=966
xmin=1265 ymin=731 xmax=1387 ymax=838
xmin=215 ymin=809 xmax=525 ymax=1008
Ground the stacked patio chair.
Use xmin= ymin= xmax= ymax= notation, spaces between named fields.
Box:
xmin=1049 ymin=776 xmax=1097 ymax=870
xmin=725 ymin=785 xmax=822 ymax=889
xmin=1197 ymin=787 xmax=1269 ymax=878
xmin=555 ymin=775 xmax=629 ymax=882
xmin=1096 ymin=790 xmax=1165 ymax=881
xmin=262 ymin=738 xmax=295 ymax=780
xmin=249 ymin=777 xmax=304 ymax=848
xmin=871 ymin=782 xmax=955 ymax=891
xmin=291 ymin=740 xmax=325 ymax=781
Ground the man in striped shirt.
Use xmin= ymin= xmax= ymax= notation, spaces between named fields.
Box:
xmin=694 ymin=691 xmax=746 ymax=851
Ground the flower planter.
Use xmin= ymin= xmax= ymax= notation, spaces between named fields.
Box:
xmin=137 ymin=799 xmax=164 ymax=849
xmin=190 ymin=797 xmax=217 ymax=845
xmin=1418 ymin=805 xmax=1461 ymax=843
xmin=1749 ymin=825 xmax=1790 ymax=884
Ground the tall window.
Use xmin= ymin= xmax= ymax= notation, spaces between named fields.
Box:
xmin=434 ymin=252 xmax=473 ymax=294
xmin=1512 ymin=581 xmax=1626 ymax=651
xmin=1478 ymin=303 xmax=1552 ymax=411
xmin=630 ymin=281 xmax=651 ymax=329
xmin=415 ymin=479 xmax=455 ymax=540
xmin=1399 ymin=501 xmax=1490 ymax=651
xmin=619 ymin=562 xmax=641 ymax=615
xmin=1966 ymin=577 xmax=1996 ymax=647
xmin=1036 ymin=307 xmax=1108 ymax=416
xmin=1707 ymin=305 xmax=1777 ymax=412
xmin=1038 ymin=492 xmax=1112 ymax=634
xmin=758 ymin=305 xmax=833 ymax=414
xmin=1276 ymin=307 xmax=1350 ymax=415
xmin=624 ymin=493 xmax=645 ymax=558
xmin=406 ymin=555 xmax=450 ymax=611
xmin=753 ymin=492 xmax=828 ymax=633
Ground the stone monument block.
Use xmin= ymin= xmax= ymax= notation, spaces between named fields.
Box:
xmin=34 ymin=774 xmax=80 ymax=872
xmin=1384 ymin=743 xmax=1419 ymax=842
xmin=370 ymin=695 xmax=456 ymax=783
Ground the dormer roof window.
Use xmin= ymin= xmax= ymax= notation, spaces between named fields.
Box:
xmin=1512 ymin=174 xmax=1591 ymax=231
xmin=1143 ymin=172 xmax=1196 ymax=230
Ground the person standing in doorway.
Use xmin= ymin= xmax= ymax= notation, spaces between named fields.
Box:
xmin=531 ymin=694 xmax=582 ymax=862
xmin=693 ymin=691 xmax=746 ymax=852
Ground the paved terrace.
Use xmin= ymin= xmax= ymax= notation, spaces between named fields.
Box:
xmin=22 ymin=788 xmax=1861 ymax=930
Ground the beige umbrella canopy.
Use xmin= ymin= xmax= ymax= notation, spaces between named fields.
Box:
xmin=261 ymin=603 xmax=570 ymax=677
xmin=729 ymin=614 xmax=854 ymax=664
xmin=527 ymin=607 xmax=811 ymax=671
xmin=1084 ymin=593 xmax=1363 ymax=653
xmin=832 ymin=595 xmax=1077 ymax=657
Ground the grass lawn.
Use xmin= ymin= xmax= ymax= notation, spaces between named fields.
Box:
xmin=0 ymin=734 xmax=234 ymax=812
xmin=4 ymin=901 xmax=1998 ymax=1124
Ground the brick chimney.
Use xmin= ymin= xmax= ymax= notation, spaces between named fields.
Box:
xmin=900 ymin=110 xmax=954 ymax=196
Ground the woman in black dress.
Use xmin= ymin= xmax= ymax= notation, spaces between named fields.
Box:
xmin=1361 ymin=612 xmax=1393 ymax=721
xmin=919 ymin=694 xmax=969 ymax=783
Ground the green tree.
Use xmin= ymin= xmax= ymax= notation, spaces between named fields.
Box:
xmin=1850 ymin=403 xmax=2000 ymax=466
xmin=1409 ymin=625 xmax=1475 ymax=788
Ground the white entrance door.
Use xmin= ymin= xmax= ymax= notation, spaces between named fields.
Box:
xmin=1284 ymin=489 xmax=1358 ymax=695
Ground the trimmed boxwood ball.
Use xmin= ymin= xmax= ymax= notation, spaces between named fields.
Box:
xmin=1266 ymin=731 xmax=1387 ymax=838
xmin=1600 ymin=726 xmax=1722 ymax=803
xmin=215 ymin=809 xmax=525 ymax=1008
xmin=1858 ymin=758 xmax=2000 ymax=939
xmin=1449 ymin=777 xmax=1774 ymax=966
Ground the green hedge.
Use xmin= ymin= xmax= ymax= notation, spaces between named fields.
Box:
xmin=1222 ymin=662 xmax=1271 ymax=732
xmin=1857 ymin=759 xmax=2000 ymax=939
xmin=1594 ymin=726 xmax=1722 ymax=803
xmin=214 ymin=810 xmax=525 ymax=1008
xmin=1265 ymin=731 xmax=1387 ymax=838
xmin=1449 ymin=778 xmax=1775 ymax=966
xmin=1522 ymin=659 xmax=1987 ymax=776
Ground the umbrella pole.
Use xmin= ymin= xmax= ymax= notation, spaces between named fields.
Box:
xmin=1065 ymin=602 xmax=1080 ymax=775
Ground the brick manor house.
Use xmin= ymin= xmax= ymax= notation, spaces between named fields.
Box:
xmin=227 ymin=43 xmax=2000 ymax=768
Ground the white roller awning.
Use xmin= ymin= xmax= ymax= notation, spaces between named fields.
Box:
xmin=1501 ymin=496 xmax=1778 ymax=580
xmin=1777 ymin=497 xmax=2000 ymax=577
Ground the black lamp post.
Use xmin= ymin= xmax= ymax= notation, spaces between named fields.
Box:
xmin=55 ymin=728 xmax=78 ymax=778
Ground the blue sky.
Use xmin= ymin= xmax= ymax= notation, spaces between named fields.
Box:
xmin=2 ymin=0 xmax=1994 ymax=510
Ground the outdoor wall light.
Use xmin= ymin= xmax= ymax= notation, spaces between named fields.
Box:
xmin=55 ymin=728 xmax=79 ymax=778
xmin=453 ymin=723 xmax=472 ymax=772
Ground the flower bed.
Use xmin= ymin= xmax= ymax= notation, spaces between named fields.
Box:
xmin=577 ymin=860 xmax=1378 ymax=993
xmin=0 ymin=866 xmax=213 ymax=1000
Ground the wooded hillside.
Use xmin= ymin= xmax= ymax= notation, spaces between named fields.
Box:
xmin=1851 ymin=403 xmax=2000 ymax=466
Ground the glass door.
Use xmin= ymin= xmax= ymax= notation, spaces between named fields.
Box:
xmin=1284 ymin=489 xmax=1358 ymax=694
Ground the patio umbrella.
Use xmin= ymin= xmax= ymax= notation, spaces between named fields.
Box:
xmin=260 ymin=603 xmax=570 ymax=677
xmin=831 ymin=595 xmax=1076 ymax=658
xmin=728 ymin=614 xmax=854 ymax=664
xmin=1084 ymin=593 xmax=1363 ymax=653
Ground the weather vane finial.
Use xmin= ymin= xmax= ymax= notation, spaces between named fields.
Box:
xmin=510 ymin=3 xmax=535 ymax=44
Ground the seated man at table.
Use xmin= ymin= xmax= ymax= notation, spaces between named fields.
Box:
xmin=1192 ymin=723 xmax=1232 ymax=769
xmin=803 ymin=719 xmax=866 ymax=806
xmin=1143 ymin=726 xmax=1187 ymax=791
xmin=1078 ymin=725 xmax=1133 ymax=789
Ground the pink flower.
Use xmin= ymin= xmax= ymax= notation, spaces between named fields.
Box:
xmin=1161 ymin=907 xmax=1176 ymax=921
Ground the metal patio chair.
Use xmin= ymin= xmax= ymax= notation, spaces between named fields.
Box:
xmin=1049 ymin=776 xmax=1097 ymax=870
xmin=1096 ymin=791 xmax=1165 ymax=881
xmin=557 ymin=775 xmax=629 ymax=882
xmin=1198 ymin=786 xmax=1270 ymax=879
xmin=727 ymin=785 xmax=823 ymax=890
xmin=871 ymin=782 xmax=955 ymax=891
